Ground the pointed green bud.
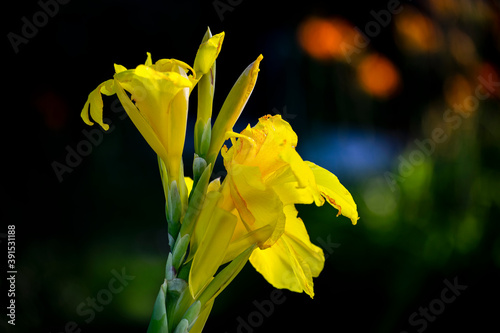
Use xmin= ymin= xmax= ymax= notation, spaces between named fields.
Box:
xmin=147 ymin=280 xmax=169 ymax=333
xmin=172 ymin=234 xmax=190 ymax=271
xmin=195 ymin=32 xmax=217 ymax=157
xmin=198 ymin=118 xmax=212 ymax=157
xmin=182 ymin=301 xmax=202 ymax=330
xmin=166 ymin=277 xmax=188 ymax=330
xmin=167 ymin=180 xmax=182 ymax=236
xmin=173 ymin=319 xmax=189 ymax=333
xmin=207 ymin=54 xmax=263 ymax=167
xmin=165 ymin=253 xmax=175 ymax=281
xmin=168 ymin=233 xmax=175 ymax=252
xmin=192 ymin=155 xmax=208 ymax=188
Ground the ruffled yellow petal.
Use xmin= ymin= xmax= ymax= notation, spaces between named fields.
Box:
xmin=249 ymin=205 xmax=324 ymax=298
xmin=306 ymin=161 xmax=359 ymax=224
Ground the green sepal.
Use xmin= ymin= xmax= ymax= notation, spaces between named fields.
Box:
xmin=199 ymin=118 xmax=212 ymax=158
xmin=182 ymin=301 xmax=202 ymax=331
xmin=165 ymin=253 xmax=175 ymax=281
xmin=178 ymin=261 xmax=192 ymax=282
xmin=166 ymin=278 xmax=188 ymax=332
xmin=168 ymin=233 xmax=176 ymax=253
xmin=170 ymin=282 xmax=195 ymax=331
xmin=180 ymin=164 xmax=212 ymax=238
xmin=168 ymin=181 xmax=182 ymax=224
xmin=147 ymin=280 xmax=169 ymax=333
xmin=192 ymin=155 xmax=208 ymax=190
xmin=167 ymin=181 xmax=182 ymax=238
xmin=173 ymin=319 xmax=189 ymax=333
xmin=172 ymin=233 xmax=190 ymax=271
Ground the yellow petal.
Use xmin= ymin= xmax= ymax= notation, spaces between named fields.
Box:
xmin=207 ymin=178 xmax=221 ymax=193
xmin=281 ymin=205 xmax=324 ymax=278
xmin=228 ymin=164 xmax=285 ymax=249
xmin=113 ymin=79 xmax=169 ymax=162
xmin=81 ymin=79 xmax=115 ymax=131
xmin=306 ymin=161 xmax=359 ymax=224
xmin=189 ymin=206 xmax=237 ymax=298
xmin=114 ymin=64 xmax=127 ymax=74
xmin=223 ymin=216 xmax=273 ymax=264
xmin=189 ymin=191 xmax=223 ymax=260
xmin=185 ymin=176 xmax=194 ymax=195
xmin=249 ymin=205 xmax=324 ymax=298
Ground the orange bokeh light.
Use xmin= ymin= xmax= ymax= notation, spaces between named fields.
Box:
xmin=297 ymin=16 xmax=355 ymax=61
xmin=394 ymin=7 xmax=443 ymax=53
xmin=443 ymin=74 xmax=472 ymax=109
xmin=357 ymin=53 xmax=401 ymax=98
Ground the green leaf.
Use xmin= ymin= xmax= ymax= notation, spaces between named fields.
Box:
xmin=147 ymin=280 xmax=169 ymax=333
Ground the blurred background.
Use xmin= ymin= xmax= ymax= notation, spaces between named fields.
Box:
xmin=3 ymin=0 xmax=500 ymax=332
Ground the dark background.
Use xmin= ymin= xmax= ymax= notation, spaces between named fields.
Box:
xmin=3 ymin=0 xmax=500 ymax=332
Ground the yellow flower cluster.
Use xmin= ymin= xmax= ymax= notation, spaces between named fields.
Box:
xmin=81 ymin=28 xmax=358 ymax=332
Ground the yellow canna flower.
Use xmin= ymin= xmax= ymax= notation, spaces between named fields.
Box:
xmin=81 ymin=32 xmax=224 ymax=187
xmin=187 ymin=114 xmax=358 ymax=299
xmin=220 ymin=114 xmax=358 ymax=297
